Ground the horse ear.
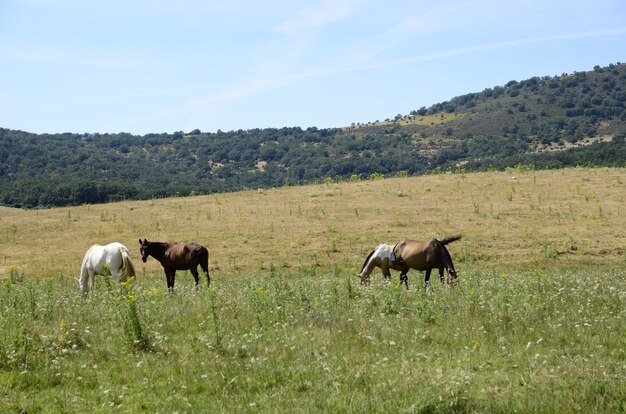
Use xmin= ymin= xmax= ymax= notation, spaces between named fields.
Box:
xmin=139 ymin=239 xmax=142 ymax=245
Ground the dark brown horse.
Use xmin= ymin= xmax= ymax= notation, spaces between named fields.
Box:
xmin=392 ymin=235 xmax=461 ymax=289
xmin=139 ymin=239 xmax=210 ymax=290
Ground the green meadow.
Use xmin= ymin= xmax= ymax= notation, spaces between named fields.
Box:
xmin=1 ymin=168 xmax=625 ymax=412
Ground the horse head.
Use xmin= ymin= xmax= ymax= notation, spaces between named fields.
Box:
xmin=139 ymin=238 xmax=150 ymax=263
xmin=447 ymin=268 xmax=458 ymax=283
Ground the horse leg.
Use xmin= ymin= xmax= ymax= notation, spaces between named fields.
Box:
xmin=383 ymin=268 xmax=391 ymax=283
xmin=170 ymin=270 xmax=176 ymax=291
xmin=110 ymin=268 xmax=120 ymax=285
xmin=424 ymin=268 xmax=432 ymax=292
xmin=400 ymin=267 xmax=409 ymax=289
xmin=439 ymin=267 xmax=445 ymax=284
xmin=118 ymin=263 xmax=128 ymax=284
xmin=201 ymin=256 xmax=210 ymax=287
xmin=381 ymin=261 xmax=391 ymax=283
xmin=201 ymin=265 xmax=210 ymax=287
xmin=190 ymin=267 xmax=200 ymax=289
xmin=165 ymin=269 xmax=174 ymax=291
xmin=88 ymin=270 xmax=95 ymax=292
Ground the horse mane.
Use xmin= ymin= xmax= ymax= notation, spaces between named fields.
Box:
xmin=359 ymin=246 xmax=378 ymax=274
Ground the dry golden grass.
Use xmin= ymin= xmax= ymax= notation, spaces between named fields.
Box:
xmin=397 ymin=112 xmax=466 ymax=126
xmin=350 ymin=113 xmax=464 ymax=129
xmin=2 ymin=168 xmax=625 ymax=413
xmin=1 ymin=168 xmax=624 ymax=280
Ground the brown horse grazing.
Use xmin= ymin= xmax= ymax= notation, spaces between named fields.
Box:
xmin=139 ymin=239 xmax=210 ymax=290
xmin=391 ymin=235 xmax=461 ymax=289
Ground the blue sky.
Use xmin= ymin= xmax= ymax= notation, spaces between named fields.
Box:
xmin=1 ymin=0 xmax=625 ymax=135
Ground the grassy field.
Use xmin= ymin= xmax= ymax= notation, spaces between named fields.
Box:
xmin=1 ymin=168 xmax=625 ymax=412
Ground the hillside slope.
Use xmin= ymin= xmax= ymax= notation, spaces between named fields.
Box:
xmin=1 ymin=63 xmax=625 ymax=208
xmin=2 ymin=168 xmax=624 ymax=278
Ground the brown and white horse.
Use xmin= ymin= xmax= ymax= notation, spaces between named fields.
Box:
xmin=357 ymin=243 xmax=403 ymax=285
xmin=139 ymin=239 xmax=210 ymax=290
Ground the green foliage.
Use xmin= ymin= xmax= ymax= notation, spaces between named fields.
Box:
xmin=0 ymin=267 xmax=624 ymax=412
xmin=119 ymin=279 xmax=151 ymax=352
xmin=1 ymin=63 xmax=626 ymax=208
xmin=505 ymin=163 xmax=536 ymax=174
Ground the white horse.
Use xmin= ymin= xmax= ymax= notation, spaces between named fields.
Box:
xmin=78 ymin=242 xmax=136 ymax=293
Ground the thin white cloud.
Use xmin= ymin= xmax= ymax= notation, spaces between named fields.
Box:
xmin=0 ymin=45 xmax=133 ymax=69
xmin=274 ymin=0 xmax=362 ymax=36
xmin=361 ymin=27 xmax=626 ymax=71
xmin=392 ymin=1 xmax=477 ymax=37
xmin=125 ymin=73 xmax=314 ymax=126
xmin=150 ymin=26 xmax=626 ymax=116
xmin=191 ymin=76 xmax=304 ymax=106
xmin=25 ymin=26 xmax=626 ymax=129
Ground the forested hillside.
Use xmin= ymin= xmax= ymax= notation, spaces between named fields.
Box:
xmin=1 ymin=63 xmax=625 ymax=208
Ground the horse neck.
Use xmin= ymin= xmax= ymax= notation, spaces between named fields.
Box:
xmin=359 ymin=249 xmax=376 ymax=275
xmin=360 ymin=256 xmax=380 ymax=276
xmin=79 ymin=255 xmax=90 ymax=279
xmin=78 ymin=247 xmax=95 ymax=285
xmin=148 ymin=242 xmax=169 ymax=261
xmin=360 ymin=244 xmax=388 ymax=276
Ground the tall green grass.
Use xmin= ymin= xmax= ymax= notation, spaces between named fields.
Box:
xmin=1 ymin=266 xmax=624 ymax=412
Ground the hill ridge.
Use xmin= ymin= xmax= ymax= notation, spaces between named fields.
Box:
xmin=1 ymin=63 xmax=625 ymax=208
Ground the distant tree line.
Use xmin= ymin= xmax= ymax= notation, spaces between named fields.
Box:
xmin=1 ymin=63 xmax=625 ymax=208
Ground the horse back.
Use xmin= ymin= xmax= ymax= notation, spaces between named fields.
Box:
xmin=180 ymin=241 xmax=205 ymax=260
xmin=395 ymin=239 xmax=437 ymax=270
xmin=164 ymin=241 xmax=207 ymax=269
xmin=85 ymin=244 xmax=106 ymax=266
xmin=83 ymin=242 xmax=127 ymax=273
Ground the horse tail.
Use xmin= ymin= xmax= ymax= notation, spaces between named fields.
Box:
xmin=120 ymin=247 xmax=136 ymax=279
xmin=201 ymin=246 xmax=209 ymax=272
xmin=436 ymin=239 xmax=457 ymax=277
xmin=439 ymin=235 xmax=462 ymax=246
xmin=198 ymin=245 xmax=210 ymax=286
